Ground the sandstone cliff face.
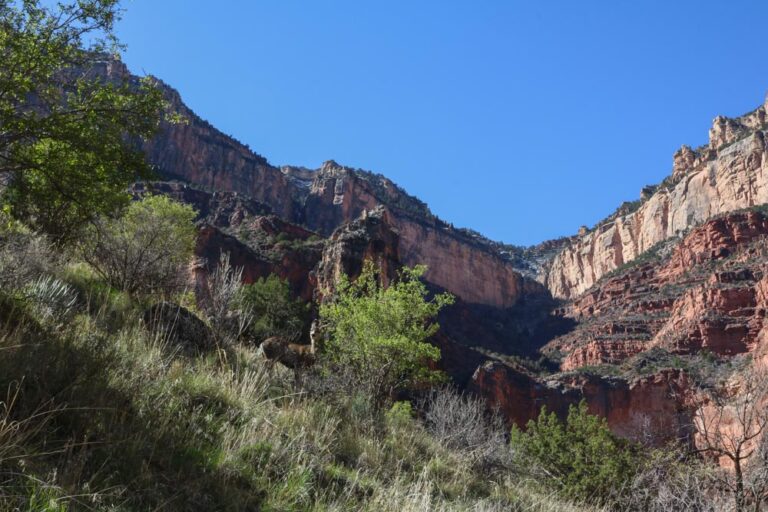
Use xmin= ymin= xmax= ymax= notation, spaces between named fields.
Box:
xmin=544 ymin=210 xmax=768 ymax=371
xmin=143 ymin=93 xmax=299 ymax=220
xmin=121 ymin=59 xmax=540 ymax=311
xmin=97 ymin=58 xmax=300 ymax=221
xmin=300 ymin=161 xmax=433 ymax=235
xmin=547 ymin=97 xmax=768 ymax=299
xmin=300 ymin=161 xmax=536 ymax=308
xmin=394 ymin=216 xmax=542 ymax=309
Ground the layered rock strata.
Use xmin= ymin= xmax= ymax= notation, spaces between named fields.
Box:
xmin=545 ymin=210 xmax=768 ymax=370
xmin=548 ymin=97 xmax=768 ymax=299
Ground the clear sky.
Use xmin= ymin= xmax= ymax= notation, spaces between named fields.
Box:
xmin=115 ymin=1 xmax=768 ymax=246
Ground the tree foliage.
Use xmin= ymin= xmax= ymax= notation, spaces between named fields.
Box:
xmin=510 ymin=401 xmax=639 ymax=503
xmin=81 ymin=195 xmax=197 ymax=297
xmin=237 ymin=274 xmax=309 ymax=343
xmin=319 ymin=261 xmax=454 ymax=403
xmin=0 ymin=0 xmax=167 ymax=239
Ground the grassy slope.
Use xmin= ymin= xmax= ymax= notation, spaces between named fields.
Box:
xmin=0 ymin=261 xmax=597 ymax=512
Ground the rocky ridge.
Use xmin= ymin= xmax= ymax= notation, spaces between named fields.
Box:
xmin=546 ymin=208 xmax=768 ymax=370
xmin=104 ymin=54 xmax=546 ymax=310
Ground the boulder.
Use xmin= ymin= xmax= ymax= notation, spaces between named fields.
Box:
xmin=142 ymin=302 xmax=214 ymax=354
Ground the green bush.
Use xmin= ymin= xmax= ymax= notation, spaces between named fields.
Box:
xmin=319 ymin=261 xmax=454 ymax=405
xmin=80 ymin=195 xmax=197 ymax=298
xmin=510 ymin=401 xmax=640 ymax=504
xmin=386 ymin=401 xmax=414 ymax=429
xmin=237 ymin=274 xmax=309 ymax=342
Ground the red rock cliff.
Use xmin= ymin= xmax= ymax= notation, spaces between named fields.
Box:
xmin=547 ymin=97 xmax=768 ymax=299
xmin=545 ymin=210 xmax=768 ymax=370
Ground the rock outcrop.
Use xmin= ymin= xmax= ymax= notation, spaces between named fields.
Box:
xmin=547 ymin=97 xmax=768 ymax=299
xmin=315 ymin=206 xmax=401 ymax=296
xmin=194 ymin=225 xmax=322 ymax=301
xmin=470 ymin=361 xmax=694 ymax=445
xmin=142 ymin=302 xmax=214 ymax=354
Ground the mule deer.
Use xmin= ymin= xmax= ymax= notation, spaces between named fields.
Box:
xmin=261 ymin=337 xmax=315 ymax=369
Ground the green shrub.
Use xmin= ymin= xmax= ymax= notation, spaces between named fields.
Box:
xmin=237 ymin=274 xmax=309 ymax=342
xmin=80 ymin=195 xmax=197 ymax=298
xmin=510 ymin=401 xmax=639 ymax=504
xmin=319 ymin=261 xmax=454 ymax=405
xmin=386 ymin=401 xmax=414 ymax=429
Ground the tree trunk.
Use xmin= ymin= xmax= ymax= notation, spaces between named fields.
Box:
xmin=735 ymin=459 xmax=745 ymax=512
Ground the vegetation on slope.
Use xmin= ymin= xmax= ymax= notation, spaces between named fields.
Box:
xmin=0 ymin=2 xmax=766 ymax=511
xmin=0 ymin=208 xmax=606 ymax=511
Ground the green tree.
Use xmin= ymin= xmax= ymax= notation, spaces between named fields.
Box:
xmin=319 ymin=261 xmax=454 ymax=404
xmin=510 ymin=401 xmax=639 ymax=503
xmin=0 ymin=0 xmax=167 ymax=239
xmin=81 ymin=195 xmax=197 ymax=297
xmin=237 ymin=274 xmax=309 ymax=342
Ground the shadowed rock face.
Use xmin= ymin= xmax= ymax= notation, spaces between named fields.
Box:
xmin=130 ymin=181 xmax=323 ymax=301
xmin=315 ymin=206 xmax=401 ymax=297
xmin=194 ymin=225 xmax=322 ymax=302
xmin=547 ymin=98 xmax=768 ymax=299
xmin=470 ymin=362 xmax=694 ymax=445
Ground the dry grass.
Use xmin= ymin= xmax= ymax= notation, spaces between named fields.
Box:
xmin=0 ymin=245 xmax=614 ymax=511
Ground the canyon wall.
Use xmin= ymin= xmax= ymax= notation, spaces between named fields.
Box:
xmin=96 ymin=58 xmax=300 ymax=221
xmin=299 ymin=161 xmax=537 ymax=308
xmin=119 ymin=58 xmax=768 ymax=449
xmin=123 ymin=59 xmax=541 ymax=310
xmin=470 ymin=362 xmax=694 ymax=445
xmin=544 ymin=210 xmax=768 ymax=370
xmin=547 ymin=97 xmax=768 ymax=299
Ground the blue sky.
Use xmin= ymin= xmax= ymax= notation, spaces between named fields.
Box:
xmin=116 ymin=1 xmax=768 ymax=246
